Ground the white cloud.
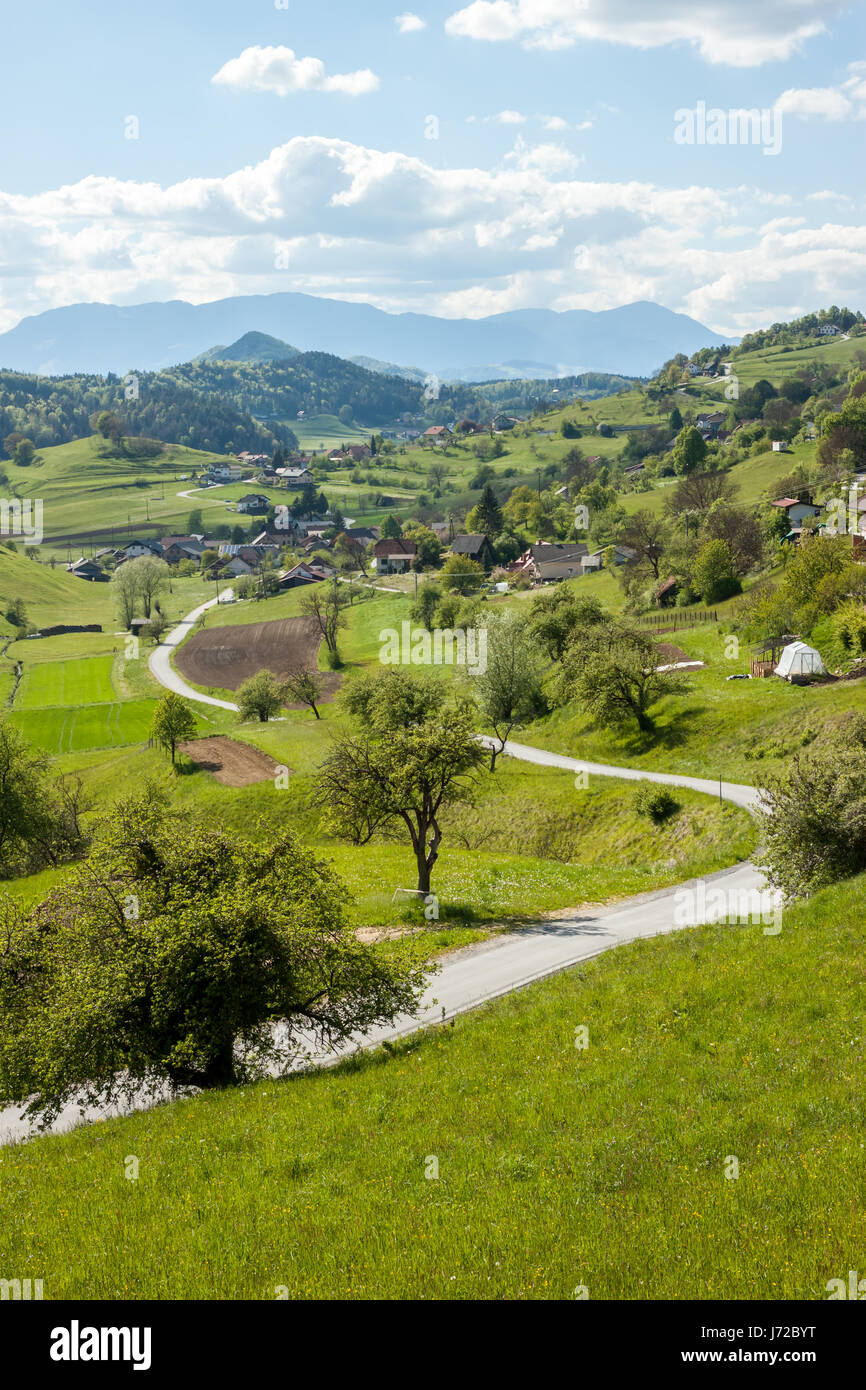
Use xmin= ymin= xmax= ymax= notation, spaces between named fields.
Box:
xmin=543 ymin=116 xmax=569 ymax=130
xmin=212 ymin=45 xmax=380 ymax=97
xmin=496 ymin=109 xmax=527 ymax=123
xmin=445 ymin=0 xmax=850 ymax=67
xmin=776 ymin=61 xmax=866 ymax=120
xmin=0 ymin=136 xmax=863 ymax=339
xmin=807 ymin=189 xmax=853 ymax=201
xmin=395 ymin=11 xmax=427 ymax=32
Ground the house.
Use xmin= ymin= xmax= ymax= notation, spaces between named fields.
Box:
xmin=422 ymin=426 xmax=452 ymax=444
xmin=276 ymin=466 xmax=313 ymax=489
xmin=236 ymin=451 xmax=270 ymax=465
xmin=430 ymin=521 xmax=453 ymax=541
xmin=209 ymin=463 xmax=244 ymax=483
xmin=236 ymin=493 xmax=270 ymax=514
xmin=512 ymin=542 xmax=588 ymax=584
xmin=580 ymin=544 xmax=636 ymax=573
xmin=696 ymin=412 xmax=726 ymax=438
xmin=491 ymin=413 xmax=522 ymax=432
xmin=276 ymin=562 xmax=329 ymax=589
xmin=818 ymin=324 xmax=840 ymax=336
xmin=771 ymin=440 xmax=791 ymax=453
xmin=772 ymin=493 xmax=822 ymax=527
xmin=656 ymin=576 xmax=682 ymax=607
xmin=218 ymin=543 xmax=280 ymax=566
xmin=344 ymin=526 xmax=379 ymax=544
xmin=449 ymin=533 xmax=495 ymax=570
xmin=346 ymin=444 xmax=371 ymax=462
xmin=372 ymin=537 xmax=417 ymax=574
xmin=66 ymin=557 xmax=106 ymax=582
xmin=117 ymin=539 xmax=163 ymax=562
xmin=162 ymin=538 xmax=207 ymax=567
xmin=623 ymin=462 xmax=645 ymax=476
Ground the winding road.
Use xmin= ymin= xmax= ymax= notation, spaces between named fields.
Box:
xmin=0 ymin=601 xmax=766 ymax=1144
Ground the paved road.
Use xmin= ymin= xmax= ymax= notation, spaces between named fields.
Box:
xmin=147 ymin=592 xmax=239 ymax=712
xmin=0 ymin=605 xmax=765 ymax=1144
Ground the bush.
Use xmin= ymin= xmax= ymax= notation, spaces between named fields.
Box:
xmin=633 ymin=783 xmax=680 ymax=824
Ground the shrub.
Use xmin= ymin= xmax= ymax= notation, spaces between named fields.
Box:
xmin=633 ymin=783 xmax=680 ymax=824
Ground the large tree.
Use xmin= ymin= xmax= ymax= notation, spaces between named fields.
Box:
xmin=320 ymin=672 xmax=484 ymax=895
xmin=556 ymin=621 xmax=688 ymax=735
xmin=471 ymin=612 xmax=546 ymax=770
xmin=237 ymin=670 xmax=286 ymax=722
xmin=671 ymin=425 xmax=708 ymax=477
xmin=0 ymin=791 xmax=425 ymax=1126
xmin=301 ymin=583 xmax=348 ymax=663
xmin=619 ymin=510 xmax=669 ymax=580
xmin=150 ymin=694 xmax=197 ymax=764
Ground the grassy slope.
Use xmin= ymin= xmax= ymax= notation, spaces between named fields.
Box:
xmin=2 ymin=871 xmax=862 ymax=1299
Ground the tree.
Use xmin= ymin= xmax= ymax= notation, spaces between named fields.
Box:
xmin=321 ymin=672 xmax=484 ymax=894
xmin=0 ymin=722 xmax=88 ymax=876
xmin=472 ymin=612 xmax=546 ymax=769
xmin=150 ymin=694 xmax=197 ymax=764
xmin=619 ymin=510 xmax=669 ymax=580
xmin=409 ymin=579 xmax=443 ymax=628
xmin=283 ymin=669 xmax=325 ymax=719
xmin=439 ymin=553 xmax=484 ymax=595
xmin=669 ymin=406 xmax=683 ymax=433
xmin=128 ymin=555 xmax=169 ymax=618
xmin=556 ymin=621 xmax=688 ymax=735
xmin=528 ymin=587 xmax=604 ymax=661
xmin=474 ymin=483 xmax=503 ymax=536
xmin=111 ymin=562 xmax=140 ymax=629
xmin=92 ymin=411 xmax=125 ymax=449
xmin=664 ymin=470 xmax=737 ymax=517
xmin=691 ymin=539 xmax=738 ymax=603
xmin=757 ymin=741 xmax=866 ymax=900
xmin=13 ymin=438 xmax=35 ymax=467
xmin=381 ymin=514 xmax=402 ymax=539
xmin=702 ymin=501 xmax=764 ymax=576
xmin=237 ymin=670 xmax=286 ymax=722
xmin=187 ymin=509 xmax=204 ymax=534
xmin=0 ymin=790 xmax=424 ymax=1125
xmin=672 ymin=426 xmax=708 ymax=477
xmin=301 ymin=584 xmax=348 ymax=663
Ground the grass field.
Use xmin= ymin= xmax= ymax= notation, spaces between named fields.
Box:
xmin=1 ymin=869 xmax=862 ymax=1300
xmin=15 ymin=655 xmax=117 ymax=709
xmin=10 ymin=699 xmax=158 ymax=755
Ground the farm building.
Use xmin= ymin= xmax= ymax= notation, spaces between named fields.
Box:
xmin=512 ymin=542 xmax=588 ymax=584
xmin=450 ymin=533 xmax=494 ymax=570
xmin=373 ymin=537 xmax=417 ymax=574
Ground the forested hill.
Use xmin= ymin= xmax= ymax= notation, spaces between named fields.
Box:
xmin=0 ymin=369 xmax=299 ymax=458
xmin=0 ymin=351 xmax=638 ymax=456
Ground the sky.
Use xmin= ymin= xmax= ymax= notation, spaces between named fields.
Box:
xmin=0 ymin=0 xmax=864 ymax=337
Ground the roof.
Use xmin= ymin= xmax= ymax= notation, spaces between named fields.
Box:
xmin=450 ymin=533 xmax=490 ymax=556
xmin=528 ymin=543 xmax=588 ymax=562
xmin=423 ymin=425 xmax=450 ymax=436
xmin=374 ymin=537 xmax=417 ymax=556
xmin=656 ymin=576 xmax=681 ymax=596
xmin=772 ymin=497 xmax=801 ymax=508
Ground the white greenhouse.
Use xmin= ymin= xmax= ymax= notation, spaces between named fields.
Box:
xmin=774 ymin=641 xmax=826 ymax=679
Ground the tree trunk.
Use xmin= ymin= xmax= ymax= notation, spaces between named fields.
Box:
xmin=311 ymin=702 xmax=321 ymax=719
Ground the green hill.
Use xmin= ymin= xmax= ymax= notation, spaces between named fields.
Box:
xmin=0 ymin=866 xmax=862 ymax=1299
xmin=196 ymin=331 xmax=301 ymax=365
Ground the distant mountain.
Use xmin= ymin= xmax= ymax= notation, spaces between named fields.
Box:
xmin=0 ymin=292 xmax=735 ymax=380
xmin=195 ymin=330 xmax=301 ymax=366
xmin=348 ymin=355 xmax=428 ymax=382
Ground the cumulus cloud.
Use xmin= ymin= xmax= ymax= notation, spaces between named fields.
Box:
xmin=0 ymin=136 xmax=863 ymax=337
xmin=776 ymin=61 xmax=866 ymax=120
xmin=395 ymin=11 xmax=427 ymax=31
xmin=212 ymin=45 xmax=380 ymax=97
xmin=445 ymin=0 xmax=850 ymax=67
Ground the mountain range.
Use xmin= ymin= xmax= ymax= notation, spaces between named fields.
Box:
xmin=0 ymin=294 xmax=734 ymax=381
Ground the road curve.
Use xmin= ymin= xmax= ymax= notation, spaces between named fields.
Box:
xmin=148 ymin=592 xmax=239 ymax=712
xmin=0 ymin=603 xmax=763 ymax=1144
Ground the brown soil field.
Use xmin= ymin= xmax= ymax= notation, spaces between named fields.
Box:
xmin=177 ymin=736 xmax=286 ymax=787
xmin=174 ymin=616 xmax=340 ymax=701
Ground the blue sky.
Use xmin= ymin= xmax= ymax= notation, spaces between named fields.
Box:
xmin=0 ymin=0 xmax=864 ymax=336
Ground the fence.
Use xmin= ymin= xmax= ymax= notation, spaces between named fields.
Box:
xmin=638 ymin=609 xmax=719 ymax=634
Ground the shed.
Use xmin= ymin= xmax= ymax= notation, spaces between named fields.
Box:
xmin=774 ymin=641 xmax=826 ymax=680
